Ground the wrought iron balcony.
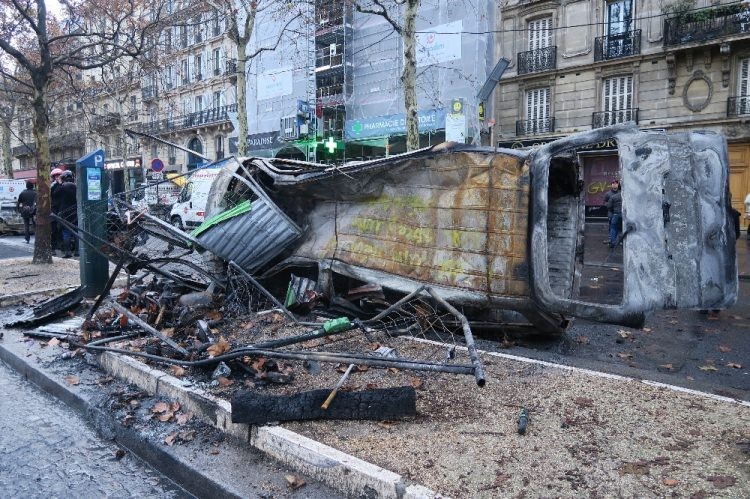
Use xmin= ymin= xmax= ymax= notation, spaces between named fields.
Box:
xmin=728 ymin=96 xmax=750 ymax=117
xmin=517 ymin=46 xmax=556 ymax=75
xmin=92 ymin=112 xmax=121 ymax=130
xmin=225 ymin=59 xmax=237 ymax=76
xmin=516 ymin=117 xmax=555 ymax=136
xmin=664 ymin=6 xmax=750 ymax=46
xmin=594 ymin=30 xmax=641 ymax=61
xmin=142 ymin=85 xmax=157 ymax=101
xmin=138 ymin=104 xmax=238 ymax=135
xmin=592 ymin=108 xmax=639 ymax=128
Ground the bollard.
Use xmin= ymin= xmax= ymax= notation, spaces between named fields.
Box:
xmin=76 ymin=149 xmax=109 ymax=298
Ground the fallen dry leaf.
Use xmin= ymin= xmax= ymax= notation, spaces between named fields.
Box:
xmin=164 ymin=432 xmax=178 ymax=446
xmin=48 ymin=337 xmax=61 ymax=347
xmin=718 ymin=345 xmax=732 ymax=353
xmin=377 ymin=421 xmax=397 ymax=429
xmin=176 ymin=412 xmax=193 ymax=425
xmin=617 ymin=330 xmax=632 ymax=339
xmin=217 ymin=376 xmax=233 ymax=387
xmin=662 ymin=478 xmax=678 ymax=486
xmin=659 ymin=363 xmax=674 ymax=370
xmin=63 ymin=375 xmax=80 ymax=386
xmin=576 ymin=335 xmax=589 ymax=344
xmin=617 ymin=352 xmax=633 ymax=359
xmin=209 ymin=447 xmax=220 ymax=455
xmin=573 ymin=397 xmax=594 ymax=408
xmin=161 ymin=328 xmax=175 ymax=338
xmin=706 ymin=475 xmax=736 ymax=489
xmin=152 ymin=402 xmax=169 ymax=413
xmin=169 ymin=365 xmax=186 ymax=377
xmin=119 ymin=314 xmax=128 ymax=327
xmin=699 ymin=364 xmax=718 ymax=372
xmin=178 ymin=430 xmax=195 ymax=442
xmin=726 ymin=362 xmax=742 ymax=369
xmin=158 ymin=412 xmax=174 ymax=422
xmin=410 ymin=377 xmax=424 ymax=390
xmin=170 ymin=401 xmax=181 ymax=412
xmin=206 ymin=336 xmax=230 ymax=358
xmin=285 ymin=474 xmax=306 ymax=490
xmin=641 ymin=327 xmax=652 ymax=333
xmin=618 ymin=461 xmax=650 ymax=475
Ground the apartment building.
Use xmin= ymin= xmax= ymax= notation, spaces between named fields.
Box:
xmin=493 ymin=0 xmax=750 ymax=220
xmin=137 ymin=1 xmax=237 ymax=173
xmin=240 ymin=0 xmax=494 ymax=163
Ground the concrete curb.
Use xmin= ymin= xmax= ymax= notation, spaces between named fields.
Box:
xmin=0 ymin=336 xmax=245 ymax=499
xmin=95 ymin=350 xmax=440 ymax=499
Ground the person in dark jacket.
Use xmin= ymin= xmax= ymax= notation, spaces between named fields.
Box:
xmin=605 ymin=180 xmax=622 ymax=248
xmin=16 ymin=182 xmax=37 ymax=243
xmin=50 ymin=168 xmax=64 ymax=254
xmin=58 ymin=170 xmax=78 ymax=258
xmin=602 ymin=179 xmax=620 ymax=244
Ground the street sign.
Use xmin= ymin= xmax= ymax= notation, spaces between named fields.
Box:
xmin=151 ymin=158 xmax=164 ymax=172
xmin=151 ymin=172 xmax=164 ymax=181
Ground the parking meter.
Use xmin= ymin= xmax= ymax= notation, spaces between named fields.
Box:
xmin=76 ymin=149 xmax=109 ymax=298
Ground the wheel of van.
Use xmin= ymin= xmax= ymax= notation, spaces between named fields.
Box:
xmin=171 ymin=216 xmax=183 ymax=231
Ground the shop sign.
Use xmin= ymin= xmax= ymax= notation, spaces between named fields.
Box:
xmin=345 ymin=108 xmax=446 ymax=140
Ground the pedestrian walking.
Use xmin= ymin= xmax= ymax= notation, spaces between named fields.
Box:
xmin=58 ymin=170 xmax=78 ymax=258
xmin=16 ymin=181 xmax=37 ymax=243
xmin=605 ymin=180 xmax=622 ymax=248
xmin=50 ymin=168 xmax=64 ymax=254
xmin=744 ymin=192 xmax=750 ymax=240
xmin=602 ymin=179 xmax=620 ymax=244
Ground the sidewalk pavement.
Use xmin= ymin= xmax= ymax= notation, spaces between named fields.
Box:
xmin=1 ymin=239 xmax=749 ymax=498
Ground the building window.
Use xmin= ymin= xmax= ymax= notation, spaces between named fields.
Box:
xmin=212 ymin=11 xmax=221 ymax=36
xmin=517 ymin=87 xmax=553 ymax=135
xmin=213 ymin=48 xmax=221 ymax=76
xmin=594 ymin=75 xmax=637 ymax=127
xmin=151 ymin=144 xmax=158 ymax=158
xmin=166 ymin=66 xmax=173 ymax=89
xmin=181 ymin=59 xmax=189 ymax=85
xmin=194 ymin=54 xmax=203 ymax=81
xmin=179 ymin=25 xmax=188 ymax=48
xmin=195 ymin=95 xmax=203 ymax=113
xmin=213 ymin=90 xmax=224 ymax=108
xmin=733 ymin=57 xmax=750 ymax=116
xmin=215 ymin=135 xmax=224 ymax=160
xmin=194 ymin=17 xmax=203 ymax=44
xmin=518 ymin=17 xmax=555 ymax=75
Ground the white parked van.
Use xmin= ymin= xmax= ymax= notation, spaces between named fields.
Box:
xmin=169 ymin=168 xmax=222 ymax=230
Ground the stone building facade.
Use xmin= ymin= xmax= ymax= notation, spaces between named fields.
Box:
xmin=493 ymin=0 xmax=750 ymax=221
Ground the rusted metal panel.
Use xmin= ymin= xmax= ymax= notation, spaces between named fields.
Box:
xmin=289 ymin=150 xmax=531 ymax=298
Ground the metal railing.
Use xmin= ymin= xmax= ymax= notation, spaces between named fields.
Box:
xmin=138 ymin=104 xmax=237 ymax=135
xmin=728 ymin=96 xmax=750 ymax=117
xmin=93 ymin=112 xmax=121 ymax=130
xmin=664 ymin=8 xmax=750 ymax=46
xmin=517 ymin=46 xmax=556 ymax=75
xmin=142 ymin=85 xmax=157 ymax=101
xmin=225 ymin=59 xmax=237 ymax=76
xmin=594 ymin=30 xmax=641 ymax=61
xmin=516 ymin=117 xmax=555 ymax=136
xmin=592 ymin=108 xmax=639 ymax=128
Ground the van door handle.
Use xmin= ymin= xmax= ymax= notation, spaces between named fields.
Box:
xmin=662 ymin=201 xmax=671 ymax=224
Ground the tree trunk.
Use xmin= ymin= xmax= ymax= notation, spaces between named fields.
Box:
xmin=31 ymin=85 xmax=53 ymax=264
xmin=402 ymin=0 xmax=420 ymax=151
xmin=2 ymin=121 xmax=12 ymax=178
xmin=236 ymin=41 xmax=248 ymax=156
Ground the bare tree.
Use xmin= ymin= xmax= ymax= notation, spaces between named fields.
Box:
xmin=206 ymin=0 xmax=305 ymax=156
xmin=0 ymin=0 xmax=163 ymax=263
xmin=352 ymin=0 xmax=421 ymax=151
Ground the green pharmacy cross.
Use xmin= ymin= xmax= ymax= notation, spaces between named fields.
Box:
xmin=324 ymin=136 xmax=338 ymax=154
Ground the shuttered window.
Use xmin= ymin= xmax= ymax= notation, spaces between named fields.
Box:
xmin=601 ymin=75 xmax=635 ymax=125
xmin=524 ymin=87 xmax=550 ymax=134
xmin=528 ymin=17 xmax=552 ymax=51
xmin=739 ymin=58 xmax=749 ymax=115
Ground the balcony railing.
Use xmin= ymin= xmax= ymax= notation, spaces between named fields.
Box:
xmin=594 ymin=30 xmax=641 ymax=61
xmin=728 ymin=96 xmax=750 ymax=117
xmin=664 ymin=6 xmax=750 ymax=46
xmin=517 ymin=46 xmax=556 ymax=75
xmin=225 ymin=59 xmax=237 ymax=76
xmin=142 ymin=85 xmax=157 ymax=101
xmin=592 ymin=108 xmax=639 ymax=128
xmin=93 ymin=112 xmax=121 ymax=130
xmin=516 ymin=117 xmax=555 ymax=136
xmin=138 ymin=104 xmax=237 ymax=135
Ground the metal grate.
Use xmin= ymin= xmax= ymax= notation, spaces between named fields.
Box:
xmin=592 ymin=108 xmax=639 ymax=128
xmin=594 ymin=30 xmax=641 ymax=61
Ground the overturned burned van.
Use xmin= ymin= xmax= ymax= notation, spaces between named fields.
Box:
xmin=197 ymin=124 xmax=736 ymax=334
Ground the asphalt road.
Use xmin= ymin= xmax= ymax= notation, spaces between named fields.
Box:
xmin=478 ymin=223 xmax=750 ymax=401
xmin=0 ymin=235 xmax=35 ymax=259
xmin=0 ymin=361 xmax=189 ymax=498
